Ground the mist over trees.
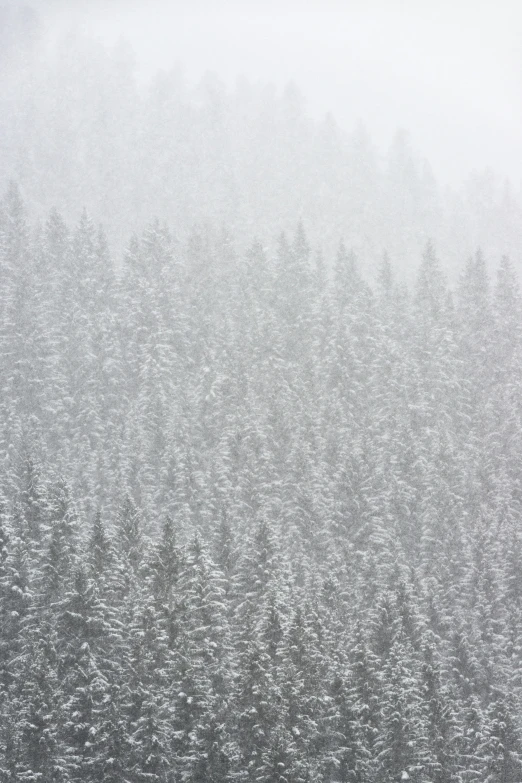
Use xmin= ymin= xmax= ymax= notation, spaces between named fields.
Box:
xmin=1 ymin=3 xmax=522 ymax=783
xmin=0 ymin=7 xmax=521 ymax=275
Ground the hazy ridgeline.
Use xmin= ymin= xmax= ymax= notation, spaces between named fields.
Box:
xmin=2 ymin=3 xmax=522 ymax=783
xmin=0 ymin=4 xmax=521 ymax=278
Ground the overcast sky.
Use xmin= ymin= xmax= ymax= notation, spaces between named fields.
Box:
xmin=21 ymin=0 xmax=522 ymax=186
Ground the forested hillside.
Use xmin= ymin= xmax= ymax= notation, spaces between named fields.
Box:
xmin=1 ymin=180 xmax=522 ymax=781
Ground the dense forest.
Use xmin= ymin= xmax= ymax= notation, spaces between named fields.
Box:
xmin=2 ymin=179 xmax=522 ymax=782
xmin=2 ymin=4 xmax=522 ymax=782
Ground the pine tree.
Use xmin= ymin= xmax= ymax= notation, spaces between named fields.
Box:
xmin=374 ymin=631 xmax=431 ymax=783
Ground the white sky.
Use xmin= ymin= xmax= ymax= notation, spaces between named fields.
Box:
xmin=31 ymin=0 xmax=522 ymax=185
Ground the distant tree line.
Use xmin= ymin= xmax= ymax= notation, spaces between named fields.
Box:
xmin=0 ymin=22 xmax=521 ymax=272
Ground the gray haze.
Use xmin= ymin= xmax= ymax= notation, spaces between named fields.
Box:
xmin=1 ymin=0 xmax=521 ymax=276
xmin=30 ymin=0 xmax=522 ymax=186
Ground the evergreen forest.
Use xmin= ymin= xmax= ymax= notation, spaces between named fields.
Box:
xmin=2 ymin=5 xmax=522 ymax=782
xmin=1 ymin=180 xmax=522 ymax=782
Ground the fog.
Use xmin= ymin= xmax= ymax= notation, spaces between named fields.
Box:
xmin=1 ymin=0 xmax=521 ymax=272
xmin=24 ymin=0 xmax=522 ymax=185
